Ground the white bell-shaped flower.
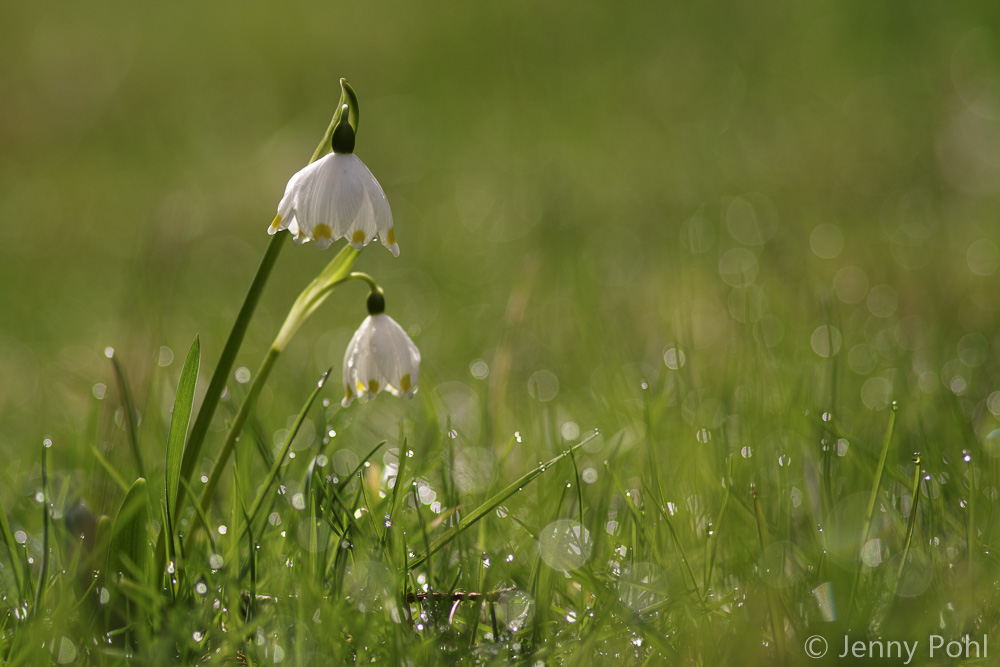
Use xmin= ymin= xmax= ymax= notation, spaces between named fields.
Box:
xmin=342 ymin=311 xmax=420 ymax=408
xmin=268 ymin=109 xmax=398 ymax=256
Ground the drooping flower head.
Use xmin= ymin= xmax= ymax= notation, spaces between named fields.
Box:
xmin=269 ymin=106 xmax=398 ymax=256
xmin=342 ymin=290 xmax=420 ymax=407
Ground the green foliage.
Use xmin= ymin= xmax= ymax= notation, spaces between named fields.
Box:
xmin=3 ymin=1 xmax=1000 ymax=665
xmin=165 ymin=336 xmax=200 ymax=541
xmin=106 ymin=478 xmax=149 ymax=629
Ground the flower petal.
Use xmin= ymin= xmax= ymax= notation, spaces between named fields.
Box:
xmin=272 ymin=151 xmax=397 ymax=254
xmin=340 ymin=314 xmax=420 ymax=406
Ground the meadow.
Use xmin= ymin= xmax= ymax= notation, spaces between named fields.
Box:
xmin=2 ymin=1 xmax=1000 ymax=664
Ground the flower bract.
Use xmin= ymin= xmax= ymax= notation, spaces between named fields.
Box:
xmin=269 ymin=152 xmax=398 ymax=256
xmin=342 ymin=313 xmax=420 ymax=407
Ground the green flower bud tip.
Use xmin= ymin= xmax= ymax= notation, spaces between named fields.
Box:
xmin=366 ymin=289 xmax=385 ymax=315
xmin=332 ymin=104 xmax=355 ymax=154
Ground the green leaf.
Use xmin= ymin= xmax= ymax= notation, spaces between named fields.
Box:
xmin=0 ymin=491 xmax=25 ymax=607
xmin=107 ymin=349 xmax=145 ymax=478
xmin=272 ymin=245 xmax=360 ymax=352
xmin=165 ymin=336 xmax=201 ymax=527
xmin=341 ymin=78 xmax=360 ymax=136
xmin=107 ymin=478 xmax=150 ymax=592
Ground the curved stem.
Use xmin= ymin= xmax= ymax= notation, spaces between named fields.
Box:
xmin=305 ymin=272 xmax=380 ymax=314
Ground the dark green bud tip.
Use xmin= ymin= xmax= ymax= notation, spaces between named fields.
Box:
xmin=332 ymin=105 xmax=355 ymax=154
xmin=366 ymin=290 xmax=385 ymax=315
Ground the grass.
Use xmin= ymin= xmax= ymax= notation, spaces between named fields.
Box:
xmin=3 ymin=1 xmax=1000 ymax=665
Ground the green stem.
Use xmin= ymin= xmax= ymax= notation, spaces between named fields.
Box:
xmin=175 ymin=233 xmax=287 ymax=518
xmin=184 ymin=346 xmax=280 ymax=549
xmin=273 ymin=268 xmax=371 ymax=352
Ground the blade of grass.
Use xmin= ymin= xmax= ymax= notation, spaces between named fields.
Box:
xmin=751 ymin=482 xmax=786 ymax=663
xmin=848 ymin=402 xmax=897 ymax=623
xmin=407 ymin=430 xmax=599 ymax=571
xmin=32 ymin=443 xmax=50 ymax=613
xmin=645 ymin=482 xmax=701 ymax=599
xmin=165 ymin=336 xmax=201 ymax=540
xmin=179 ymin=477 xmax=216 ymax=554
xmin=412 ymin=484 xmax=435 ymax=592
xmin=0 ymin=486 xmax=26 ymax=608
xmin=106 ymin=478 xmax=149 ymax=628
xmin=892 ymin=453 xmax=923 ymax=598
xmin=107 ymin=349 xmax=145 ymax=478
xmin=244 ymin=369 xmax=331 ymax=535
xmin=90 ymin=446 xmax=131 ymax=494
xmin=704 ymin=455 xmax=734 ymax=597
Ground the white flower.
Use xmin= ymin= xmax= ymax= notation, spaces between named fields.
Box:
xmin=342 ymin=314 xmax=420 ymax=407
xmin=268 ymin=152 xmax=398 ymax=256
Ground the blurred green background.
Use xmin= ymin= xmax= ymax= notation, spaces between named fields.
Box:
xmin=2 ymin=0 xmax=1000 ymax=513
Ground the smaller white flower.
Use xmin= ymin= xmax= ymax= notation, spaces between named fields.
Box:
xmin=342 ymin=313 xmax=420 ymax=407
xmin=268 ymin=110 xmax=398 ymax=256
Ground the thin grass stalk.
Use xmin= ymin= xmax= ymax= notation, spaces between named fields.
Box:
xmin=107 ymin=351 xmax=145 ymax=478
xmin=751 ymin=482 xmax=786 ymax=664
xmin=704 ymin=455 xmax=734 ymax=597
xmin=893 ymin=453 xmax=922 ymax=598
xmin=33 ymin=443 xmax=50 ymax=613
xmin=848 ymin=402 xmax=897 ymax=623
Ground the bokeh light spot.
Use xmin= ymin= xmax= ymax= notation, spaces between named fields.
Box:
xmin=810 ymin=224 xmax=844 ymax=259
